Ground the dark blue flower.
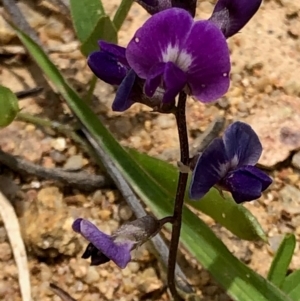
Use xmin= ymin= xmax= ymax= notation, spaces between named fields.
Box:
xmin=189 ymin=122 xmax=272 ymax=204
xmin=73 ymin=216 xmax=161 ymax=268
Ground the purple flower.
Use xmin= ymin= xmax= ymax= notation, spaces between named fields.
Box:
xmin=209 ymin=0 xmax=262 ymax=38
xmin=189 ymin=122 xmax=272 ymax=204
xmin=88 ymin=1 xmax=262 ymax=112
xmin=126 ymin=8 xmax=230 ymax=103
xmin=73 ymin=216 xmax=161 ymax=268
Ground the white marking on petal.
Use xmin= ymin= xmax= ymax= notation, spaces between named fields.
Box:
xmin=135 ymin=37 xmax=140 ymax=43
xmin=218 ymin=162 xmax=229 ymax=178
xmin=230 ymin=155 xmax=239 ymax=168
xmin=223 ymin=73 xmax=228 ymax=77
xmin=162 ymin=44 xmax=192 ymax=72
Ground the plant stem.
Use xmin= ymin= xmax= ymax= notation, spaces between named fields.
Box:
xmin=167 ymin=92 xmax=189 ymax=301
xmin=113 ymin=0 xmax=133 ymax=31
xmin=85 ymin=75 xmax=97 ymax=104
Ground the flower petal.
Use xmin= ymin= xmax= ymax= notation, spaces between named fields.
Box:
xmin=185 ymin=20 xmax=230 ymax=102
xmin=82 ymin=243 xmax=111 ymax=266
xmin=163 ymin=62 xmax=187 ymax=102
xmin=144 ymin=62 xmax=166 ymax=97
xmin=112 ymin=69 xmax=136 ymax=112
xmin=88 ymin=51 xmax=128 ymax=85
xmin=223 ymin=122 xmax=262 ymax=167
xmin=98 ymin=41 xmax=128 ymax=65
xmin=210 ymin=0 xmax=262 ymax=38
xmin=73 ymin=218 xmax=132 ymax=269
xmin=126 ymin=8 xmax=194 ymax=78
xmin=135 ymin=0 xmax=172 ymax=15
xmin=189 ymin=138 xmax=228 ymax=200
xmin=221 ymin=165 xmax=272 ymax=203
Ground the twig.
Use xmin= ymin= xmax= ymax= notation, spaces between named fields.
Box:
xmin=2 ymin=0 xmax=43 ymax=49
xmin=15 ymin=87 xmax=44 ymax=100
xmin=167 ymin=92 xmax=189 ymax=301
xmin=49 ymin=283 xmax=76 ymax=301
xmin=190 ymin=116 xmax=225 ymax=155
xmin=81 ymin=127 xmax=193 ymax=294
xmin=0 ymin=190 xmax=31 ymax=301
xmin=0 ymin=149 xmax=112 ymax=191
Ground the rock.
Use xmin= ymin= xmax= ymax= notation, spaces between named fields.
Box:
xmin=292 ymin=151 xmax=300 ymax=170
xmin=137 ymin=268 xmax=163 ymax=293
xmin=64 ymin=194 xmax=87 ymax=206
xmin=119 ymin=205 xmax=133 ymax=221
xmin=278 ymin=0 xmax=300 ymax=15
xmin=22 ymin=187 xmax=80 ymax=257
xmin=268 ymin=235 xmax=285 ymax=254
xmin=0 ymin=122 xmax=50 ymax=163
xmin=0 ymin=16 xmax=16 ymax=44
xmin=63 ymin=155 xmax=84 ymax=171
xmin=0 ymin=175 xmax=20 ymax=200
xmin=0 ymin=242 xmax=12 ymax=261
xmin=244 ymin=96 xmax=300 ymax=167
xmin=155 ymin=115 xmax=176 ymax=129
xmin=51 ymin=137 xmax=67 ymax=152
xmin=0 ymin=281 xmax=7 ymax=298
xmin=84 ymin=267 xmax=100 ymax=284
xmin=50 ymin=150 xmax=66 ymax=164
xmin=279 ymin=185 xmax=300 ymax=215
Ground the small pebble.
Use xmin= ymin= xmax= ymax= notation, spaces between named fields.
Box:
xmin=63 ymin=155 xmax=84 ymax=171
xmin=51 ymin=137 xmax=67 ymax=152
xmin=119 ymin=205 xmax=133 ymax=221
xmin=84 ymin=267 xmax=100 ymax=284
xmin=0 ymin=243 xmax=12 ymax=261
xmin=291 ymin=151 xmax=300 ymax=170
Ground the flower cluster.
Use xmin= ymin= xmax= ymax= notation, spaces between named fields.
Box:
xmin=73 ymin=0 xmax=269 ymax=270
xmin=88 ymin=0 xmax=261 ymax=112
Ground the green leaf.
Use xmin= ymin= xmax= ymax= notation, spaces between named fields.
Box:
xmin=70 ymin=0 xmax=105 ymax=42
xmin=282 ymin=270 xmax=300 ymax=300
xmin=13 ymin=24 xmax=292 ymax=301
xmin=127 ymin=148 xmax=267 ymax=242
xmin=80 ymin=15 xmax=117 ymax=56
xmin=0 ymin=85 xmax=19 ymax=128
xmin=113 ymin=0 xmax=133 ymax=31
xmin=267 ymin=234 xmax=296 ymax=287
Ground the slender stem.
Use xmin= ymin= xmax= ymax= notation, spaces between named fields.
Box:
xmin=113 ymin=0 xmax=133 ymax=31
xmin=85 ymin=75 xmax=97 ymax=104
xmin=159 ymin=216 xmax=175 ymax=226
xmin=167 ymin=92 xmax=189 ymax=301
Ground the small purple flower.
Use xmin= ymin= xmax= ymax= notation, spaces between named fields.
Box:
xmin=126 ymin=8 xmax=230 ymax=103
xmin=73 ymin=216 xmax=161 ymax=268
xmin=189 ymin=122 xmax=272 ymax=204
xmin=209 ymin=0 xmax=262 ymax=38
